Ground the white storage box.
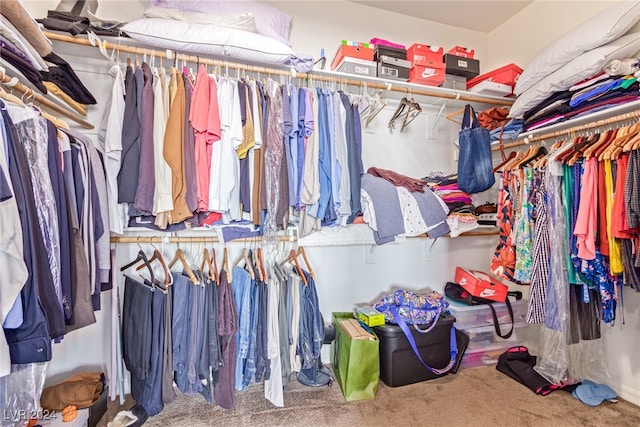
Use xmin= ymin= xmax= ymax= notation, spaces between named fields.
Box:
xmin=447 ymin=298 xmax=528 ymax=330
xmin=467 ymin=80 xmax=512 ymax=97
xmin=336 ymin=57 xmax=377 ymax=77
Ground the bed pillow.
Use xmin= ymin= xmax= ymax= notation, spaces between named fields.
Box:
xmin=149 ymin=0 xmax=292 ymax=46
xmin=122 ymin=18 xmax=294 ymax=65
xmin=143 ymin=7 xmax=257 ymax=33
xmin=515 ymin=1 xmax=640 ymax=96
xmin=509 ymin=32 xmax=640 ymax=118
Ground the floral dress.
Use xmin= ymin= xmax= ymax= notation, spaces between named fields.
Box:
xmin=491 ymin=171 xmax=522 ymax=284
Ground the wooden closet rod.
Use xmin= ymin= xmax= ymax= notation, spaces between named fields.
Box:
xmin=0 ymin=68 xmax=94 ymax=129
xmin=491 ymin=109 xmax=640 ymax=151
xmin=44 ymin=31 xmax=514 ymax=107
xmin=110 ymin=235 xmax=296 ymax=244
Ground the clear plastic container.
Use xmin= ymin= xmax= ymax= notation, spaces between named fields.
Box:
xmin=461 ymin=323 xmax=525 ymax=352
xmin=461 ymin=346 xmax=510 ymax=368
xmin=447 ymin=298 xmax=528 ymax=330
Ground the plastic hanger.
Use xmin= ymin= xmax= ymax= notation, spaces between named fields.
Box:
xmin=168 ymin=248 xmax=198 ymax=284
xmin=136 ymin=245 xmax=171 ymax=287
xmin=120 ymin=249 xmax=156 ymax=289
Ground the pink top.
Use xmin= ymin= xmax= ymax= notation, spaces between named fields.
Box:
xmin=574 ymin=157 xmax=598 ymax=260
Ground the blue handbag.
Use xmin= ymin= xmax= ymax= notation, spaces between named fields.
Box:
xmin=457 ymin=104 xmax=495 ymax=194
xmin=375 ymin=290 xmax=458 ymax=375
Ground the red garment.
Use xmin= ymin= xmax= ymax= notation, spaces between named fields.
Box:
xmin=367 ymin=167 xmax=427 ymax=193
xmin=612 ymin=154 xmax=634 ymax=239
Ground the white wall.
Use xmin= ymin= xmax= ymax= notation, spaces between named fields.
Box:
xmin=18 ymin=0 xmax=640 ymax=407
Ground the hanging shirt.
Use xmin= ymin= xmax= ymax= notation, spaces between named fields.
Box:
xmin=164 ymin=67 xmax=191 ymax=224
xmin=574 ymin=157 xmax=598 ymax=260
xmin=182 ymin=72 xmax=199 ymax=217
xmin=333 ymin=92 xmax=351 ymax=224
xmin=152 ymin=66 xmax=173 ymax=229
xmin=118 ymin=66 xmax=141 ymax=204
xmin=190 ymin=65 xmax=214 ymax=212
xmin=604 ymin=160 xmax=624 ymax=275
xmin=264 ymin=267 xmax=284 ymax=407
xmin=97 ymin=64 xmax=127 ymax=234
xmin=133 ymin=62 xmax=156 ymax=215
xmin=232 ymin=266 xmax=253 ymax=391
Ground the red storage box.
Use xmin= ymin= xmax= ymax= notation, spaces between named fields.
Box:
xmin=407 ymin=44 xmax=443 ymax=66
xmin=408 ymin=62 xmax=445 ymax=86
xmin=467 ymin=63 xmax=523 ymax=92
xmin=447 ymin=46 xmax=475 ymax=59
xmin=454 ymin=267 xmax=508 ymax=302
xmin=331 ymin=40 xmax=374 ymax=70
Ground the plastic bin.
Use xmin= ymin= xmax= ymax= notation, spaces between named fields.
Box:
xmin=446 ymin=298 xmax=528 ymax=330
xmin=463 ymin=323 xmax=525 ymax=352
xmin=373 ymin=314 xmax=469 ymax=387
xmin=467 ymin=63 xmax=523 ymax=91
xmin=461 ymin=346 xmax=510 ymax=368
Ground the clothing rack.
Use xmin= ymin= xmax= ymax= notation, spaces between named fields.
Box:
xmin=110 ymin=235 xmax=296 ymax=244
xmin=491 ymin=104 xmax=640 ymax=152
xmin=0 ymin=67 xmax=94 ymax=129
xmin=43 ymin=31 xmax=514 ymax=107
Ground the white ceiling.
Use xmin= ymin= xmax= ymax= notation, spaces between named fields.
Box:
xmin=350 ymin=1 xmax=533 ymax=33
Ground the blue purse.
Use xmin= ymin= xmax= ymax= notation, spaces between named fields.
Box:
xmin=457 ymin=104 xmax=495 ymax=194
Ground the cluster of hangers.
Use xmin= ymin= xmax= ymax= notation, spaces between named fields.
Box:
xmin=0 ymin=66 xmax=93 ymax=129
xmin=493 ymin=113 xmax=640 ymax=172
xmin=388 ymin=94 xmax=422 ymax=132
xmin=119 ymin=239 xmax=316 ymax=291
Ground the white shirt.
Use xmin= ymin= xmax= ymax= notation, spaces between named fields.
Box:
xmin=152 ymin=67 xmax=174 ymax=225
xmin=264 ymin=269 xmax=284 ymax=407
xmin=301 ymin=90 xmax=320 ymax=211
xmin=97 ymin=64 xmax=127 ymax=235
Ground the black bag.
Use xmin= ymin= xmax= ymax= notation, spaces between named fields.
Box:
xmin=457 ymin=104 xmax=495 ymax=194
xmin=444 ymin=281 xmax=522 ymax=339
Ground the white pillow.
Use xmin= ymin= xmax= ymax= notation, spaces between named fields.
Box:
xmin=122 ymin=18 xmax=294 ymax=66
xmin=149 ymin=0 xmax=292 ymax=46
xmin=143 ymin=7 xmax=257 ymax=33
xmin=515 ymin=1 xmax=640 ymax=96
xmin=509 ymin=32 xmax=640 ymax=118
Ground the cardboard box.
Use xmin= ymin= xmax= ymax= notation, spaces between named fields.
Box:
xmin=339 ymin=319 xmax=376 ymax=340
xmin=377 ymin=55 xmax=410 ymax=80
xmin=408 ymin=62 xmax=446 ymax=86
xmin=331 ymin=40 xmax=374 ymax=70
xmin=336 ymin=57 xmax=377 ymax=77
xmin=447 ymin=46 xmax=475 ymax=58
xmin=407 ymin=44 xmax=443 ymax=66
xmin=444 ymin=54 xmax=480 ymax=79
xmin=374 ymin=44 xmax=407 ymax=61
xmin=356 ymin=306 xmax=385 ymax=327
xmin=441 ymin=73 xmax=468 ymax=90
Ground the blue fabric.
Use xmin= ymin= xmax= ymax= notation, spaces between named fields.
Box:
xmin=360 ymin=173 xmax=405 ymax=245
xmin=289 ymin=85 xmax=298 ymax=207
xmin=315 ymin=88 xmax=332 ymax=220
xmin=0 ymin=163 xmax=11 ymax=202
xmin=242 ymin=278 xmax=260 ymax=388
xmin=342 ymin=93 xmax=363 ymax=223
xmin=412 ymin=187 xmax=450 ymax=238
xmin=296 ymin=88 xmax=307 ymax=208
xmin=457 ymin=105 xmax=495 ymax=194
xmin=298 ymin=270 xmax=323 ymax=370
xmin=489 ymin=118 xmax=524 ymax=141
xmin=232 ymin=266 xmax=253 ymax=391
xmin=171 ymin=272 xmax=192 ymax=393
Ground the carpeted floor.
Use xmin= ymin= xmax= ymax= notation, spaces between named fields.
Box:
xmin=98 ymin=365 xmax=640 ymax=427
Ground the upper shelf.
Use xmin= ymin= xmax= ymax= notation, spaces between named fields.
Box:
xmin=44 ymin=30 xmax=514 ymax=108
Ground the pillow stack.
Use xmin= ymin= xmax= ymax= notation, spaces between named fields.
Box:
xmin=509 ymin=1 xmax=640 ymax=119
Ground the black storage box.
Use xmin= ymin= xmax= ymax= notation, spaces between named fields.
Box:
xmin=88 ymin=385 xmax=108 ymax=427
xmin=373 ymin=314 xmax=469 ymax=387
xmin=444 ymin=53 xmax=480 ymax=79
xmin=376 ymin=55 xmax=410 ymax=81
xmin=374 ymin=45 xmax=407 ymax=61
